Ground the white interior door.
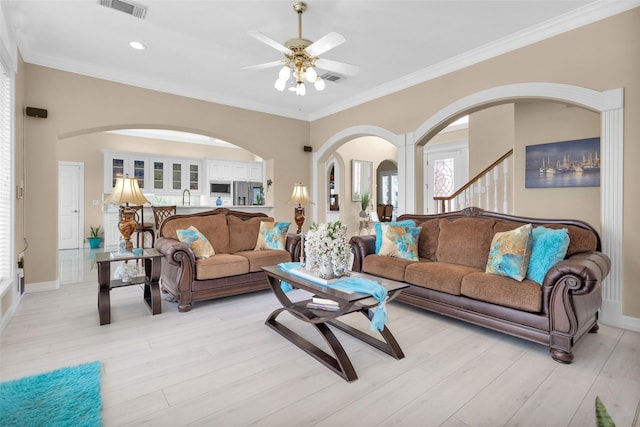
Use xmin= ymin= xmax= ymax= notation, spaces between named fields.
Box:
xmin=58 ymin=162 xmax=84 ymax=249
xmin=424 ymin=141 xmax=468 ymax=213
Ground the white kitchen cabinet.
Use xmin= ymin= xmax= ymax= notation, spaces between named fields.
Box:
xmin=247 ymin=162 xmax=263 ymax=181
xmin=233 ymin=163 xmax=248 ymax=181
xmin=208 ymin=160 xmax=233 ymax=181
xmin=169 ymin=160 xmax=202 ymax=193
xmin=102 ymin=212 xmax=121 ymax=247
xmin=151 ymin=159 xmax=167 ymax=192
xmin=103 ymin=152 xmax=150 ymax=193
xmin=231 ymin=161 xmax=263 ymax=182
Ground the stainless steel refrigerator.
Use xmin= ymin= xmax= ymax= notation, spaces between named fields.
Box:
xmin=233 ymin=181 xmax=263 ymax=206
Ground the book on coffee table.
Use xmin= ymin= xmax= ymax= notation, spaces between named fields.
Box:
xmin=312 ymin=296 xmax=339 ymax=306
xmin=306 ymin=301 xmax=340 ymax=311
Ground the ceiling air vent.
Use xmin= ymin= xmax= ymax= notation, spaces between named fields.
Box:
xmin=98 ymin=0 xmax=147 ymax=19
xmin=319 ymin=73 xmax=342 ymax=83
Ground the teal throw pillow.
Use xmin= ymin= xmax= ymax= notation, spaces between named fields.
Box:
xmin=375 ymin=220 xmax=416 ymax=253
xmin=526 ymin=226 xmax=570 ymax=284
xmin=255 ymin=221 xmax=290 ymax=250
xmin=486 ymin=223 xmax=533 ymax=282
xmin=378 ymin=224 xmax=421 ymax=261
xmin=176 ymin=225 xmax=215 ymax=259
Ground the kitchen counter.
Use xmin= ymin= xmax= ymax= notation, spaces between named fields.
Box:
xmin=174 ymin=205 xmax=273 ymax=215
xmin=175 ymin=205 xmax=272 ymax=210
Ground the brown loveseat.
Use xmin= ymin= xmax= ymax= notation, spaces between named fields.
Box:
xmin=155 ymin=208 xmax=300 ymax=312
xmin=350 ymin=207 xmax=610 ymax=363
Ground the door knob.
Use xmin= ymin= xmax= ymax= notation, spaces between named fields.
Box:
xmin=72 ymin=210 xmax=79 ymax=213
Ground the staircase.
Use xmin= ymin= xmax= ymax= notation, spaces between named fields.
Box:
xmin=434 ymin=149 xmax=513 ymax=214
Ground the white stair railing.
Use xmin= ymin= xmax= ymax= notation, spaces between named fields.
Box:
xmin=434 ymin=150 xmax=513 ymax=214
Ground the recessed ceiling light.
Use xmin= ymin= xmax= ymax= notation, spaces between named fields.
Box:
xmin=129 ymin=41 xmax=145 ymax=50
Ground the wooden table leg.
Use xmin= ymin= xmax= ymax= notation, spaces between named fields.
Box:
xmin=266 ymin=307 xmax=358 ymax=382
xmin=328 ymin=307 xmax=405 ymax=360
xmin=98 ymin=290 xmax=111 ymax=325
xmin=264 ymin=275 xmax=358 ymax=382
xmin=97 ymin=259 xmax=112 ymax=325
xmin=144 ymin=257 xmax=162 ymax=315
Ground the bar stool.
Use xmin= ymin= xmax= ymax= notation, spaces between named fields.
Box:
xmin=152 ymin=205 xmax=177 ymax=232
xmin=130 ymin=205 xmax=155 ymax=248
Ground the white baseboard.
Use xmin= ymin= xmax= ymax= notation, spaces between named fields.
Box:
xmin=600 ymin=299 xmax=640 ymax=332
xmin=622 ymin=314 xmax=640 ymax=333
xmin=25 ymin=280 xmax=60 ymax=293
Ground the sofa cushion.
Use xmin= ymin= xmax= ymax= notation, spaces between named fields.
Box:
xmin=415 ymin=219 xmax=440 ymax=261
xmin=405 ymin=261 xmax=481 ymax=295
xmin=461 ymin=272 xmax=542 ymax=313
xmin=236 ymin=249 xmax=292 ymax=272
xmin=228 ymin=216 xmax=273 ymax=253
xmin=176 ymin=225 xmax=215 ymax=259
xmin=526 ymin=226 xmax=570 ymax=284
xmin=494 ymin=220 xmax=526 ymax=234
xmin=363 ymin=254 xmax=414 ymax=282
xmin=255 ymin=221 xmax=291 ymax=250
xmin=162 ymin=213 xmax=230 ymax=254
xmin=541 ymin=224 xmax=597 ymax=256
xmin=374 ymin=220 xmax=416 ymax=253
xmin=195 ymin=253 xmax=249 ymax=280
xmin=378 ymin=224 xmax=421 ymax=261
xmin=436 ymin=218 xmax=495 ymax=269
xmin=485 ymin=223 xmax=533 ymax=282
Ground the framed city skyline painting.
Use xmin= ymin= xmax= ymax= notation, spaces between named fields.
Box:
xmin=525 ymin=137 xmax=600 ymax=188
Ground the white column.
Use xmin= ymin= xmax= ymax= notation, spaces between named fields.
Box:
xmin=599 ymin=88 xmax=624 ymax=327
xmin=399 ymin=132 xmax=417 ymax=215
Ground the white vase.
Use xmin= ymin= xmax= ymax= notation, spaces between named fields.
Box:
xmin=318 ymin=257 xmax=335 ymax=279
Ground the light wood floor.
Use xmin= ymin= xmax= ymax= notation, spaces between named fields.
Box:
xmin=1 ymin=248 xmax=639 ymax=427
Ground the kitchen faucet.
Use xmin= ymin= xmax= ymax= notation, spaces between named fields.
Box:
xmin=182 ymin=189 xmax=191 ymax=206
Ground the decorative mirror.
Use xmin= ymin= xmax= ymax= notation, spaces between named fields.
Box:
xmin=352 ymin=160 xmax=372 ymax=201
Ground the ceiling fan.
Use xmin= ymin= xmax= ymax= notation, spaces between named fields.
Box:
xmin=244 ymin=1 xmax=359 ymax=95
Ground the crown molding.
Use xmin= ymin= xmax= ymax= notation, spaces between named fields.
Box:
xmin=308 ymin=0 xmax=640 ymax=121
xmin=14 ymin=0 xmax=639 ymax=123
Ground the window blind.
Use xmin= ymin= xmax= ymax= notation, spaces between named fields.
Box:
xmin=0 ymin=58 xmax=12 ymax=285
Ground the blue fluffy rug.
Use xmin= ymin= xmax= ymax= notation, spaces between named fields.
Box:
xmin=0 ymin=361 xmax=102 ymax=427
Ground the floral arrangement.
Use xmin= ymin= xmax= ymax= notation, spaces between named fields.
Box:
xmin=303 ymin=221 xmax=351 ymax=279
xmin=114 ymin=263 xmax=139 ymax=282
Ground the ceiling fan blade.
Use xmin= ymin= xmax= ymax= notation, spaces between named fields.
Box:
xmin=306 ymin=32 xmax=346 ymax=57
xmin=242 ymin=60 xmax=284 ymax=71
xmin=248 ymin=30 xmax=291 ymax=55
xmin=315 ymin=58 xmax=359 ymax=77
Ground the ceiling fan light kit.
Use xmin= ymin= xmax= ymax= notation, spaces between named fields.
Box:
xmin=247 ymin=1 xmax=358 ymax=96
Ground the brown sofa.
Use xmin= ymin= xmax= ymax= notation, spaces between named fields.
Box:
xmin=155 ymin=208 xmax=300 ymax=312
xmin=350 ymin=207 xmax=610 ymax=363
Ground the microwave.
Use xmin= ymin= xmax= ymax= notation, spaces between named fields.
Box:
xmin=210 ymin=181 xmax=231 ymax=196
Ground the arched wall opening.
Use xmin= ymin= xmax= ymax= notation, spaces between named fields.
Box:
xmin=312 ymin=126 xmax=402 ymax=234
xmin=314 ymin=83 xmax=623 ymax=328
xmin=57 ymin=125 xmax=272 ymax=252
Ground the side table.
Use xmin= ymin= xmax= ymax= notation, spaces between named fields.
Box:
xmin=95 ymin=249 xmax=163 ymax=325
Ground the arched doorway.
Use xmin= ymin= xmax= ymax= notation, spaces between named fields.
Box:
xmin=410 ymin=83 xmax=623 ymax=328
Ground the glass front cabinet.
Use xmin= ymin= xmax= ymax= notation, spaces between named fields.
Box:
xmin=103 ymin=152 xmax=149 ymax=193
xmin=103 ymin=151 xmax=201 ymax=195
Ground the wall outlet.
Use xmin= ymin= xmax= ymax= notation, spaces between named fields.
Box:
xmin=92 ymin=200 xmax=99 ymax=206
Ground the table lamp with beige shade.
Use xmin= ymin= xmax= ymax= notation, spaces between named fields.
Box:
xmin=288 ymin=183 xmax=311 ymax=234
xmin=103 ymin=175 xmax=150 ymax=252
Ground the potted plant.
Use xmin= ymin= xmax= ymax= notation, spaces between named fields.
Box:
xmin=359 ymin=192 xmax=370 ymax=217
xmin=87 ymin=225 xmax=102 ymax=249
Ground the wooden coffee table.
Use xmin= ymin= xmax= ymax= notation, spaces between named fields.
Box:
xmin=95 ymin=249 xmax=163 ymax=325
xmin=262 ymin=265 xmax=408 ymax=382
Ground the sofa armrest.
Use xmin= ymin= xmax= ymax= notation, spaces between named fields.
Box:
xmin=542 ymin=251 xmax=611 ymax=295
xmin=541 ymin=250 xmax=611 ymax=360
xmin=155 ymin=237 xmax=196 ymax=267
xmin=349 ymin=235 xmax=376 ymax=272
xmin=285 ymin=233 xmax=302 ymax=262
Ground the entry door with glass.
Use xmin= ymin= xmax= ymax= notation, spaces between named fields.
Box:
xmin=424 ymin=141 xmax=468 ymax=214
